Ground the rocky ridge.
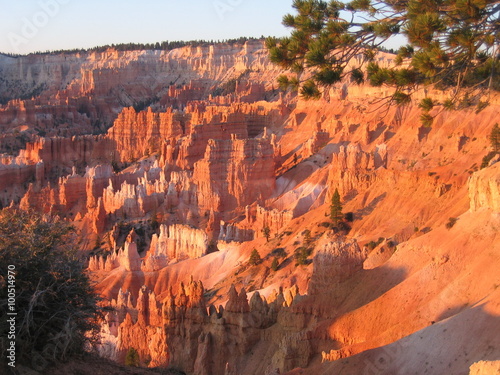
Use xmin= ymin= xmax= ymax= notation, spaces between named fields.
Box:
xmin=1 ymin=41 xmax=499 ymax=374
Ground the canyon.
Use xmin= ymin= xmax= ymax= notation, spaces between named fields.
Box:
xmin=0 ymin=40 xmax=499 ymax=374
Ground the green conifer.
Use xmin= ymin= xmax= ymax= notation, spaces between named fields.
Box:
xmin=330 ymin=188 xmax=343 ymax=225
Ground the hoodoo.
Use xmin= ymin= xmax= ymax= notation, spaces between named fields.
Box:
xmin=1 ymin=33 xmax=499 ymax=375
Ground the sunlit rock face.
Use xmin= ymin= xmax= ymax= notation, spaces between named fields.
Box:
xmin=468 ymin=161 xmax=500 ymax=212
xmin=1 ymin=41 xmax=500 ymax=375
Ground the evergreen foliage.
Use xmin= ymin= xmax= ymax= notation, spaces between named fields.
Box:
xmin=262 ymin=226 xmax=271 ymax=242
xmin=303 ymin=229 xmax=313 ymax=245
xmin=490 ymin=123 xmax=500 ymax=152
xmin=249 ymin=249 xmax=262 ymax=266
xmin=294 ymin=246 xmax=313 ymax=265
xmin=480 ymin=123 xmax=500 ymax=168
xmin=271 ymin=247 xmax=287 ymax=258
xmin=366 ymin=237 xmax=385 ymax=250
xmin=0 ymin=209 xmax=103 ymax=368
xmin=445 ymin=217 xmax=458 ymax=229
xmin=271 ymin=257 xmax=280 ymax=271
xmin=329 ymin=188 xmax=343 ymax=225
xmin=267 ymin=0 xmax=499 ymax=121
xmin=481 ymin=151 xmax=498 ymax=168
xmin=125 ymin=347 xmax=140 ymax=367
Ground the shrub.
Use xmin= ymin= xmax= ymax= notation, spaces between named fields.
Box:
xmin=490 ymin=123 xmax=500 ymax=152
xmin=337 ymin=221 xmax=352 ymax=233
xmin=366 ymin=237 xmax=385 ymax=250
xmin=271 ymin=248 xmax=287 ymax=258
xmin=271 ymin=258 xmax=279 ymax=271
xmin=481 ymin=151 xmax=497 ymax=169
xmin=0 ymin=208 xmax=103 ymax=368
xmin=262 ymin=226 xmax=271 ymax=242
xmin=248 ymin=249 xmax=262 ymax=266
xmin=446 ymin=217 xmax=458 ymax=229
xmin=125 ymin=347 xmax=140 ymax=367
xmin=294 ymin=246 xmax=312 ymax=266
xmin=303 ymin=230 xmax=312 ymax=245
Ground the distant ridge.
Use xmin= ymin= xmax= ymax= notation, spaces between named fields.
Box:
xmin=0 ymin=36 xmax=266 ymax=58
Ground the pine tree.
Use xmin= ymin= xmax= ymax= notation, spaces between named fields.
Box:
xmin=267 ymin=0 xmax=499 ymax=121
xmin=330 ymin=188 xmax=343 ymax=225
xmin=249 ymin=249 xmax=262 ymax=266
xmin=294 ymin=246 xmax=312 ymax=266
xmin=0 ymin=208 xmax=103 ymax=366
xmin=303 ymin=229 xmax=312 ymax=245
xmin=262 ymin=225 xmax=271 ymax=242
xmin=490 ymin=123 xmax=500 ymax=152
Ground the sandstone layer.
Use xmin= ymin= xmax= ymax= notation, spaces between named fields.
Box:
xmin=1 ymin=40 xmax=499 ymax=375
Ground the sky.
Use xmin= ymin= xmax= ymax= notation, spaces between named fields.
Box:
xmin=0 ymin=0 xmax=293 ymax=54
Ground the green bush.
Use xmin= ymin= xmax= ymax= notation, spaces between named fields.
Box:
xmin=262 ymin=226 xmax=271 ymax=242
xmin=303 ymin=230 xmax=312 ymax=245
xmin=481 ymin=151 xmax=497 ymax=169
xmin=446 ymin=217 xmax=458 ymax=229
xmin=294 ymin=246 xmax=312 ymax=266
xmin=271 ymin=258 xmax=279 ymax=271
xmin=366 ymin=237 xmax=385 ymax=250
xmin=490 ymin=123 xmax=500 ymax=152
xmin=271 ymin=248 xmax=287 ymax=258
xmin=125 ymin=347 xmax=140 ymax=367
xmin=329 ymin=188 xmax=343 ymax=225
xmin=249 ymin=249 xmax=262 ymax=266
xmin=0 ymin=209 xmax=103 ymax=368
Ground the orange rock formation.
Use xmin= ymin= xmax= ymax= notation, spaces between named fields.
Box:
xmin=1 ymin=41 xmax=499 ymax=375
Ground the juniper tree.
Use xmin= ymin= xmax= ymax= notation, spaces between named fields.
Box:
xmin=267 ymin=0 xmax=499 ymax=124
